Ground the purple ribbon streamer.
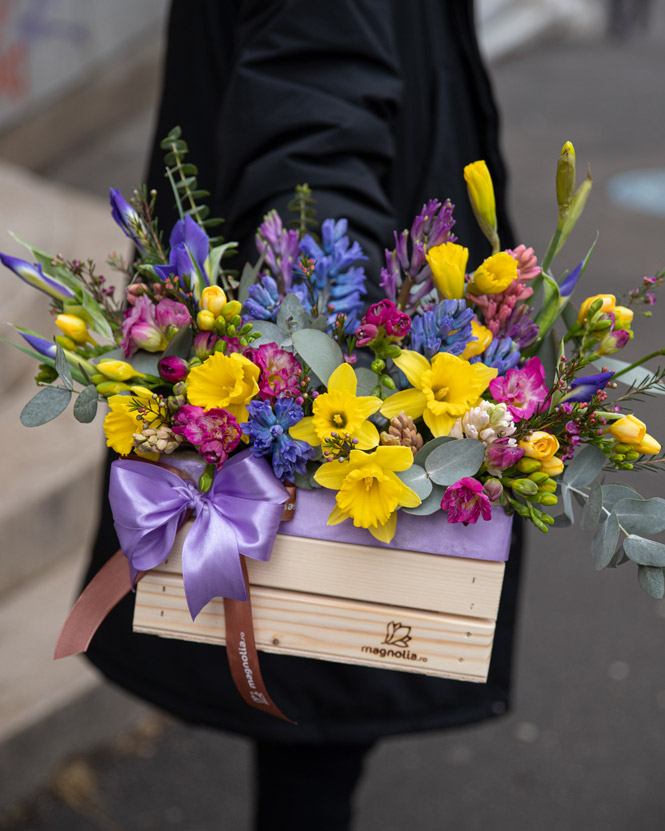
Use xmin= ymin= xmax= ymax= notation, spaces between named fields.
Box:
xmin=108 ymin=450 xmax=289 ymax=619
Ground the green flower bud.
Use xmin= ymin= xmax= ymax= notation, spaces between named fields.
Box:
xmin=54 ymin=335 xmax=76 ymax=351
xmin=528 ymin=471 xmax=549 ymax=485
xmin=371 ymin=358 xmax=386 ymax=373
xmin=613 ymin=442 xmax=632 ymax=454
xmin=213 ymin=340 xmax=227 ymax=354
xmin=540 ymin=478 xmax=557 ymax=494
xmin=35 ymin=364 xmax=58 ymax=384
xmin=226 ymin=324 xmax=237 ymax=337
xmin=541 ymin=512 xmax=555 ymax=524
xmin=509 ymin=478 xmax=539 ymax=497
xmin=385 ymin=344 xmax=402 ymax=359
xmin=198 ymin=465 xmax=215 ymax=493
xmin=624 ymin=450 xmax=640 ymax=461
xmin=517 ymin=457 xmax=542 ymax=474
xmin=556 ymin=141 xmax=576 ymax=229
xmin=96 ymin=380 xmax=131 ymax=397
xmin=380 ymin=374 xmax=396 ymax=390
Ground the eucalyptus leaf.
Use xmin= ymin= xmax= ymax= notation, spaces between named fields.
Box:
xmin=552 ymin=513 xmax=572 ymax=528
xmin=277 ymin=293 xmax=311 ymax=335
xmin=623 ymin=535 xmax=665 ymax=567
xmin=563 ymin=444 xmax=607 ymax=488
xmin=637 ymin=565 xmax=665 ymax=599
xmin=602 ymin=483 xmax=642 ymax=512
xmin=591 ymin=511 xmax=619 ymax=570
xmin=425 ymin=438 xmax=485 ymax=486
xmin=580 ymin=481 xmax=603 ymax=532
xmin=247 ymin=320 xmax=289 ymax=349
xmin=404 ymin=483 xmax=447 ymax=516
xmin=81 ymin=291 xmax=113 ymax=339
xmin=396 ymin=465 xmax=432 ymax=501
xmin=163 ymin=326 xmax=193 ymax=360
xmin=612 ymin=497 xmax=665 ymax=536
xmin=413 ymin=436 xmax=456 ymax=468
xmin=310 ymin=315 xmax=329 ymax=332
xmin=355 ymin=367 xmax=377 ymax=397
xmin=292 ymin=329 xmax=343 ymax=387
xmin=20 ymin=386 xmax=72 ymax=426
xmin=237 ymin=252 xmax=265 ymax=304
xmin=561 ymin=482 xmax=575 ymax=523
xmin=73 ymin=384 xmax=99 ymax=423
xmin=55 ymin=345 xmax=73 ymax=390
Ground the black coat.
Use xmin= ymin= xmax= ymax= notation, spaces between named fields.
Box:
xmin=84 ymin=0 xmax=523 ymax=744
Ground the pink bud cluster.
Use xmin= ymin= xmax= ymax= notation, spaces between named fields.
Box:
xmin=355 ymin=299 xmax=411 ymax=347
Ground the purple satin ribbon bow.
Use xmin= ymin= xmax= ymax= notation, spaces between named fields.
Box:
xmin=108 ymin=450 xmax=289 ymax=619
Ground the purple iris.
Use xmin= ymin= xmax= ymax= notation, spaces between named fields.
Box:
xmin=153 ymin=215 xmax=209 ymax=292
xmin=563 ymin=370 xmax=615 ymax=403
xmin=0 ymin=253 xmax=75 ymax=301
xmin=559 ymin=259 xmax=583 ymax=298
xmin=109 ymin=188 xmax=147 ymax=253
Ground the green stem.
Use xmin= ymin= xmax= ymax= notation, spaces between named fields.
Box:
xmin=611 ymin=349 xmax=665 ymax=380
xmin=541 ymin=228 xmax=562 ymax=273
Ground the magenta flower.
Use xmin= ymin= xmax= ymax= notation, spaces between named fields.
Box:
xmin=364 ymin=299 xmax=397 ymax=326
xmin=354 ymin=323 xmax=380 ymax=347
xmin=158 ymin=355 xmax=188 ymax=383
xmin=154 ymin=299 xmax=191 ymax=333
xmin=172 ymin=404 xmax=205 ymax=436
xmin=121 ymin=295 xmax=168 ymax=356
xmin=246 ymin=343 xmax=302 ymax=402
xmin=485 ymin=436 xmax=524 ymax=471
xmin=384 ymin=311 xmax=411 ymax=339
xmin=441 ymin=477 xmax=492 ymax=525
xmin=179 ymin=407 xmax=241 ymax=470
xmin=193 ymin=331 xmax=218 ymax=360
xmin=489 ymin=356 xmax=549 ymax=421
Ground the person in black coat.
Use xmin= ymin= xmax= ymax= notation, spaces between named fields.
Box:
xmin=85 ymin=2 xmax=522 ymax=828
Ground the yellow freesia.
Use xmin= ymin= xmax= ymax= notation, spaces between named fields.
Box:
xmin=314 ymin=446 xmax=421 ymax=542
xmin=103 ymin=388 xmax=160 ymax=456
xmin=577 ymin=293 xmax=615 ymax=324
xmin=613 ymin=305 xmax=634 ymax=327
xmin=289 ymin=363 xmax=381 ymax=449
xmin=607 ymin=414 xmax=646 ymax=445
xmin=200 ymin=285 xmax=227 ymax=317
xmin=467 ymin=252 xmax=517 ymax=295
xmin=380 ymin=350 xmax=497 ymax=437
xmin=55 ymin=314 xmax=93 ymax=345
xmin=186 ymin=351 xmax=259 ymax=422
xmin=540 ymin=455 xmax=564 ymax=476
xmin=96 ymin=359 xmax=144 ymax=382
xmin=634 ymin=434 xmax=661 ymax=455
xmin=197 ymin=310 xmax=216 ymax=331
xmin=459 ymin=318 xmax=493 ymax=360
xmin=426 ymin=242 xmax=468 ymax=300
xmin=518 ymin=431 xmax=560 ymax=461
xmin=464 ymin=160 xmax=497 ymax=245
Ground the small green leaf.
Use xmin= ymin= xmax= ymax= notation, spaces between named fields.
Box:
xmin=277 ymin=293 xmax=311 ymax=335
xmin=20 ymin=386 xmax=71 ymax=426
xmin=238 ymin=252 xmax=265 ymax=305
xmin=591 ymin=511 xmax=619 ymax=570
xmin=355 ymin=367 xmax=377 ymax=397
xmin=81 ymin=290 xmax=113 ymax=339
xmin=637 ymin=566 xmax=665 ymax=599
xmin=73 ymin=384 xmax=99 ymax=423
xmin=425 ymin=438 xmax=485 ymax=486
xmin=413 ymin=436 xmax=456 ymax=468
xmin=247 ymin=320 xmax=285 ymax=348
xmin=552 ymin=513 xmax=572 ymax=528
xmin=292 ymin=329 xmax=343 ymax=387
xmin=163 ymin=326 xmax=193 ymax=360
xmin=612 ymin=497 xmax=665 ymax=536
xmin=404 ymin=484 xmax=447 ymax=516
xmin=396 ymin=465 xmax=432 ymax=501
xmin=623 ymin=535 xmax=665 ymax=567
xmin=563 ymin=444 xmax=607 ymax=488
xmin=55 ymin=345 xmax=73 ymax=390
xmin=580 ymin=481 xmax=603 ymax=531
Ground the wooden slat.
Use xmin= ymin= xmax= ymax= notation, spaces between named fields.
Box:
xmin=134 ymin=572 xmax=496 ymax=683
xmin=160 ymin=527 xmax=505 ymax=620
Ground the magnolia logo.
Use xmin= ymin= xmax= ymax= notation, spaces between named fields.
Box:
xmin=382 ymin=621 xmax=412 ymax=648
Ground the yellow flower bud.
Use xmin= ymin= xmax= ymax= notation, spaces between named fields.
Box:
xmin=540 ymin=455 xmax=564 ymax=477
xmin=613 ymin=305 xmax=634 ymax=327
xmin=221 ymin=300 xmax=243 ymax=321
xmin=426 ymin=242 xmax=468 ymax=300
xmin=54 ymin=335 xmax=76 ymax=351
xmin=468 ymin=252 xmax=518 ymax=296
xmin=96 ymin=359 xmax=144 ymax=381
xmin=96 ymin=380 xmax=131 ymax=397
xmin=464 ymin=160 xmax=497 ymax=246
xmin=577 ymin=294 xmax=615 ymax=324
xmin=556 ymin=141 xmax=576 ymax=227
xmin=607 ymin=414 xmax=646 ymax=446
xmin=633 ymin=433 xmax=661 ymax=456
xmin=200 ymin=285 xmax=228 ymax=317
xmin=55 ymin=314 xmax=92 ymax=345
xmin=197 ymin=309 xmax=216 ymax=331
xmin=518 ymin=431 xmax=560 ymax=462
xmin=460 ymin=318 xmax=493 ymax=360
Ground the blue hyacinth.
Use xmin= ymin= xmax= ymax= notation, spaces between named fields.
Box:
xmin=409 ymin=299 xmax=475 ymax=358
xmin=470 ymin=335 xmax=521 ymax=375
xmin=242 ymin=397 xmax=314 ymax=481
xmin=245 ymin=274 xmax=281 ymax=321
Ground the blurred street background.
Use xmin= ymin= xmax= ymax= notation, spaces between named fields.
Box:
xmin=1 ymin=1 xmax=665 ymax=829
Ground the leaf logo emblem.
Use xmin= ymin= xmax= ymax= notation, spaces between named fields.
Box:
xmin=382 ymin=621 xmax=412 ymax=648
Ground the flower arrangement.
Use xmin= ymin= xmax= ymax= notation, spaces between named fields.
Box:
xmin=4 ymin=130 xmax=665 ymax=601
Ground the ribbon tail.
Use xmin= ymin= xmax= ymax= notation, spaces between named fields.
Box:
xmin=223 ymin=558 xmax=296 ymax=724
xmin=54 ymin=550 xmax=140 ymax=659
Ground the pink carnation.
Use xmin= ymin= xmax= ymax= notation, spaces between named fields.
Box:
xmin=489 ymin=356 xmax=549 ymax=421
xmin=441 ymin=477 xmax=492 ymax=525
xmin=179 ymin=407 xmax=241 ymax=470
xmin=247 ymin=343 xmax=302 ymax=402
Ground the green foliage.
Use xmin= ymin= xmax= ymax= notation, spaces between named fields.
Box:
xmin=637 ymin=565 xmax=665 ymax=599
xmin=20 ymin=386 xmax=72 ymax=426
xmin=287 ymin=184 xmax=318 ymax=241
xmin=292 ymin=328 xmax=343 ymax=387
xmin=425 ymin=439 xmax=485 ymax=487
xmin=160 ymin=126 xmax=226 ymax=245
xmin=580 ymin=481 xmax=602 ymax=531
xmin=395 ymin=464 xmax=432 ymax=501
xmin=591 ymin=511 xmax=620 ymax=570
xmin=54 ymin=345 xmax=73 ymax=391
xmin=73 ymin=384 xmax=99 ymax=423
xmin=562 ymin=444 xmax=607 ymax=488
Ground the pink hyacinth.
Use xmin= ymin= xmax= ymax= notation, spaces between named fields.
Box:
xmin=506 ymin=244 xmax=541 ymax=282
xmin=247 ymin=343 xmax=303 ymax=402
xmin=441 ymin=477 xmax=492 ymax=525
xmin=489 ymin=356 xmax=549 ymax=421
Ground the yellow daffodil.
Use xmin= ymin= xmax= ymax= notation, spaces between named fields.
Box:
xmin=314 ymin=446 xmax=421 ymax=542
xmin=289 ymin=363 xmax=382 ymax=449
xmin=634 ymin=434 xmax=661 ymax=455
xmin=186 ymin=351 xmax=259 ymax=422
xmin=460 ymin=318 xmax=493 ymax=360
xmin=607 ymin=414 xmax=646 ymax=445
xmin=518 ymin=431 xmax=560 ymax=461
xmin=200 ymin=285 xmax=227 ymax=317
xmin=103 ymin=387 xmax=160 ymax=456
xmin=96 ymin=359 xmax=144 ymax=382
xmin=467 ymin=251 xmax=518 ymax=295
xmin=426 ymin=241 xmax=468 ymax=300
xmin=380 ymin=350 xmax=497 ymax=437
xmin=464 ymin=160 xmax=497 ymax=245
xmin=577 ymin=293 xmax=615 ymax=324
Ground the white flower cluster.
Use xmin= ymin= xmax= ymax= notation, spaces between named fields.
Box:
xmin=449 ymin=400 xmax=516 ymax=446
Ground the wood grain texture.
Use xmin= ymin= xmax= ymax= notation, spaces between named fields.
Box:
xmin=160 ymin=524 xmax=505 ymax=619
xmin=134 ymin=572 xmax=496 ymax=682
